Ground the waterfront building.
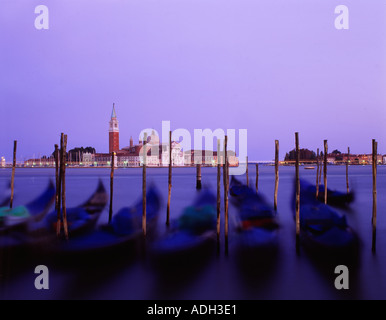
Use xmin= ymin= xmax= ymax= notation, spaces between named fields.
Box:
xmin=118 ymin=134 xmax=184 ymax=167
xmin=82 ymin=152 xmax=95 ymax=166
xmin=118 ymin=144 xmax=158 ymax=167
xmin=24 ymin=156 xmax=55 ymax=167
xmin=184 ymin=150 xmax=238 ymax=167
xmin=159 ymin=141 xmax=184 ymax=166
xmin=105 ymin=106 xmax=238 ymax=167
xmin=94 ymin=153 xmax=117 ymax=167
xmin=326 ymin=156 xmax=335 ymax=164
xmin=328 ymin=153 xmax=383 ymax=165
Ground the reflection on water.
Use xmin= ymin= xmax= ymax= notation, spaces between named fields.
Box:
xmin=0 ymin=165 xmax=385 ymax=299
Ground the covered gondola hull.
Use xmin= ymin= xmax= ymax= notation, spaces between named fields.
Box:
xmin=47 ymin=184 xmax=161 ymax=263
xmin=43 ymin=179 xmax=108 ymax=237
xmin=293 ymin=179 xmax=359 ymax=259
xmin=0 ymin=180 xmax=55 ymax=235
xmin=150 ymin=189 xmax=217 ymax=274
xmin=230 ymin=176 xmax=280 ymax=254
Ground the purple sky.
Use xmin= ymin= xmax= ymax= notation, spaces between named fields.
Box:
xmin=1 ymin=0 xmax=385 ymax=161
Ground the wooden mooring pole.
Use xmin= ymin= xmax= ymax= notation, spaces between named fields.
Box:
xmin=142 ymin=133 xmax=147 ymax=237
xmin=255 ymin=164 xmax=259 ymax=193
xmin=167 ymin=131 xmax=172 ymax=226
xmin=54 ymin=144 xmax=61 ymax=236
xmin=323 ymin=140 xmax=328 ymax=205
xmin=223 ymin=136 xmax=229 ymax=254
xmin=316 ymin=148 xmax=320 ymax=199
xmin=295 ymin=133 xmax=300 ymax=252
xmin=318 ymin=152 xmax=322 ymax=192
xmin=196 ymin=164 xmax=202 ymax=190
xmin=61 ymin=134 xmax=69 ymax=240
xmin=346 ymin=147 xmax=350 ymax=194
xmin=246 ymin=156 xmax=249 ymax=187
xmin=109 ymin=151 xmax=115 ymax=224
xmin=372 ymin=139 xmax=377 ymax=253
xmin=57 ymin=139 xmax=63 ymax=236
xmin=274 ymin=140 xmax=279 ymax=211
xmin=217 ymin=139 xmax=221 ymax=252
xmin=10 ymin=140 xmax=17 ymax=209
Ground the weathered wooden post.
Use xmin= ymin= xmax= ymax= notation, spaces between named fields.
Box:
xmin=318 ymin=152 xmax=322 ymax=190
xmin=57 ymin=138 xmax=63 ymax=236
xmin=10 ymin=140 xmax=17 ymax=209
xmin=217 ymin=139 xmax=221 ymax=252
xmin=109 ymin=151 xmax=115 ymax=224
xmin=372 ymin=139 xmax=377 ymax=253
xmin=196 ymin=163 xmax=202 ymax=190
xmin=223 ymin=136 xmax=229 ymax=254
xmin=316 ymin=148 xmax=320 ymax=199
xmin=167 ymin=131 xmax=172 ymax=226
xmin=54 ymin=144 xmax=61 ymax=236
xmin=61 ymin=134 xmax=69 ymax=240
xmin=54 ymin=144 xmax=59 ymax=208
xmin=295 ymin=133 xmax=300 ymax=252
xmin=346 ymin=147 xmax=350 ymax=194
xmin=255 ymin=163 xmax=259 ymax=193
xmin=142 ymin=133 xmax=147 ymax=237
xmin=323 ymin=140 xmax=328 ymax=205
xmin=274 ymin=140 xmax=279 ymax=211
xmin=246 ymin=156 xmax=249 ymax=186
xmin=227 ymin=155 xmax=230 ymax=188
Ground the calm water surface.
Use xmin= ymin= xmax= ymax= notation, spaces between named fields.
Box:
xmin=0 ymin=165 xmax=385 ymax=300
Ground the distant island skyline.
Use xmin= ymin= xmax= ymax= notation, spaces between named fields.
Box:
xmin=2 ymin=145 xmax=384 ymax=168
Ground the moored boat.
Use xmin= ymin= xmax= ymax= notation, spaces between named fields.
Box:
xmin=300 ymin=179 xmax=354 ymax=208
xmin=51 ymin=184 xmax=161 ymax=259
xmin=229 ymin=176 xmax=255 ymax=206
xmin=0 ymin=182 xmax=11 ymax=207
xmin=151 ymin=189 xmax=217 ymax=267
xmin=230 ymin=177 xmax=279 ymax=252
xmin=43 ymin=179 xmax=108 ymax=236
xmin=293 ymin=179 xmax=358 ymax=256
xmin=0 ymin=180 xmax=55 ymax=234
xmin=0 ymin=180 xmax=107 ymax=254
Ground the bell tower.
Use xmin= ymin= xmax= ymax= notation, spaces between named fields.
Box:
xmin=109 ymin=103 xmax=119 ymax=153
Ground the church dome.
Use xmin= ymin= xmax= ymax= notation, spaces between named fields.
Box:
xmin=147 ymin=130 xmax=160 ymax=145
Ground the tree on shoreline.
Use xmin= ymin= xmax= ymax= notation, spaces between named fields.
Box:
xmin=331 ymin=149 xmax=343 ymax=161
xmin=51 ymin=146 xmax=96 ymax=162
xmin=285 ymin=148 xmax=317 ymax=161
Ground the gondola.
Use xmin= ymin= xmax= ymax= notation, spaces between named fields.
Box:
xmin=234 ymin=193 xmax=279 ymax=251
xmin=151 ymin=189 xmax=217 ymax=267
xmin=52 ymin=184 xmax=161 ymax=258
xmin=293 ymin=179 xmax=358 ymax=255
xmin=0 ymin=180 xmax=55 ymax=234
xmin=43 ymin=179 xmax=108 ymax=236
xmin=0 ymin=180 xmax=107 ymax=252
xmin=301 ymin=179 xmax=354 ymax=208
xmin=229 ymin=176 xmax=255 ymax=206
xmin=0 ymin=182 xmax=11 ymax=207
xmin=230 ymin=177 xmax=279 ymax=253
